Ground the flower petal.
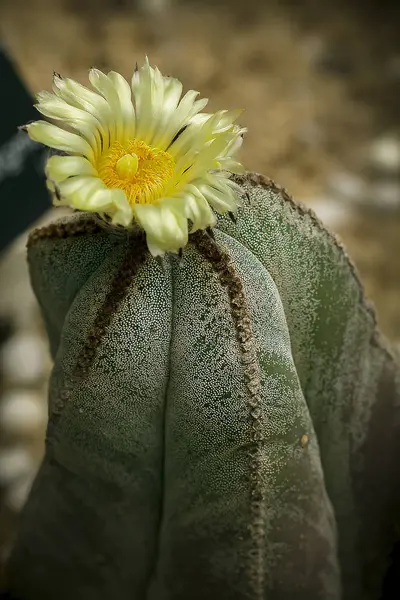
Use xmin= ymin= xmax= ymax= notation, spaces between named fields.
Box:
xmin=195 ymin=179 xmax=239 ymax=213
xmin=52 ymin=74 xmax=109 ymax=116
xmin=109 ymin=190 xmax=134 ymax=227
xmin=131 ymin=58 xmax=157 ymax=143
xmin=52 ymin=74 xmax=112 ymax=149
xmin=210 ymin=173 xmax=244 ymax=199
xmin=152 ymin=76 xmax=183 ymax=147
xmin=213 ymin=109 xmax=244 ymax=133
xmin=168 ymin=112 xmax=219 ymax=158
xmin=58 ymin=175 xmax=103 ymax=200
xmin=35 ymin=98 xmax=91 ymax=122
xmin=35 ymin=98 xmax=101 ymax=155
xmin=82 ymin=188 xmax=132 ymax=223
xmin=27 ymin=121 xmax=94 ymax=160
xmin=153 ymin=90 xmax=208 ymax=150
xmin=89 ymin=68 xmax=124 ymax=143
xmin=133 ymin=201 xmax=188 ymax=256
xmin=45 ymin=155 xmax=97 ymax=183
xmin=162 ymin=186 xmax=217 ymax=232
xmin=36 ymin=90 xmax=54 ymax=103
xmin=107 ymin=71 xmax=136 ymax=141
xmin=173 ymin=133 xmax=235 ymax=185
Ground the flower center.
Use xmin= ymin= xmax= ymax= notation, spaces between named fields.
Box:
xmin=116 ymin=153 xmax=139 ymax=179
xmin=97 ymin=139 xmax=175 ymax=204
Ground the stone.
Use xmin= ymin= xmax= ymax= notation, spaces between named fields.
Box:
xmin=0 ymin=389 xmax=46 ymax=434
xmin=369 ymin=135 xmax=400 ymax=173
xmin=0 ymin=333 xmax=48 ymax=386
xmin=328 ymin=171 xmax=366 ymax=203
xmin=3 ymin=473 xmax=36 ymax=512
xmin=0 ymin=447 xmax=35 ymax=485
xmin=368 ymin=180 xmax=400 ymax=209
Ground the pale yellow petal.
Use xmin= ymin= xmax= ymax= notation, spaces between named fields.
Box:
xmin=162 ymin=188 xmax=217 ymax=232
xmin=27 ymin=121 xmax=94 ymax=160
xmin=35 ymin=99 xmax=90 ymax=122
xmin=89 ymin=68 xmax=122 ymax=142
xmin=109 ymin=191 xmax=134 ymax=227
xmin=45 ymin=155 xmax=97 ymax=183
xmin=213 ymin=109 xmax=244 ymax=133
xmin=52 ymin=74 xmax=112 ymax=149
xmin=35 ymin=90 xmax=55 ymax=103
xmin=152 ymin=89 xmax=208 ymax=150
xmin=173 ymin=133 xmax=233 ymax=185
xmin=58 ymin=175 xmax=103 ymax=200
xmin=131 ymin=59 xmax=156 ymax=143
xmin=35 ymin=99 xmax=100 ymax=154
xmin=168 ymin=112 xmax=218 ymax=158
xmin=215 ymin=158 xmax=245 ymax=174
xmin=219 ymin=128 xmax=246 ymax=158
xmin=107 ymin=71 xmax=136 ymax=141
xmin=84 ymin=188 xmax=129 ymax=217
xmin=132 ymin=58 xmax=170 ymax=144
xmin=80 ymin=189 xmax=115 ymax=211
xmin=146 ymin=238 xmax=165 ymax=258
xmin=159 ymin=76 xmax=183 ymax=119
xmin=156 ymin=89 xmax=200 ymax=149
xmin=195 ymin=180 xmax=239 ymax=214
xmin=133 ymin=202 xmax=188 ymax=256
xmin=69 ymin=182 xmax=107 ymax=211
xmin=52 ymin=74 xmax=109 ymax=116
xmin=210 ymin=174 xmax=244 ymax=199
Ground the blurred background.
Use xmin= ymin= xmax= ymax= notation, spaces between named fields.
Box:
xmin=0 ymin=0 xmax=400 ymax=586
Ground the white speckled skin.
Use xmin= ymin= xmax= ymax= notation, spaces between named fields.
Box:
xmin=6 ymin=173 xmax=400 ymax=600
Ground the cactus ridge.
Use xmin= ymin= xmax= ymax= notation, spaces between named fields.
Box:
xmin=192 ymin=230 xmax=266 ymax=598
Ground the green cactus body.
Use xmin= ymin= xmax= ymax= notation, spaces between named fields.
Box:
xmin=6 ymin=173 xmax=400 ymax=600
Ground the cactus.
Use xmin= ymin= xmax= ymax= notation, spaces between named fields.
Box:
xmin=4 ymin=172 xmax=400 ymax=600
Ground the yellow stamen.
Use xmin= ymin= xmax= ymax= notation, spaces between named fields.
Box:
xmin=97 ymin=139 xmax=175 ymax=205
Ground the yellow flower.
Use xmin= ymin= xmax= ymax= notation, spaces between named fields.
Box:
xmin=26 ymin=59 xmax=246 ymax=256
